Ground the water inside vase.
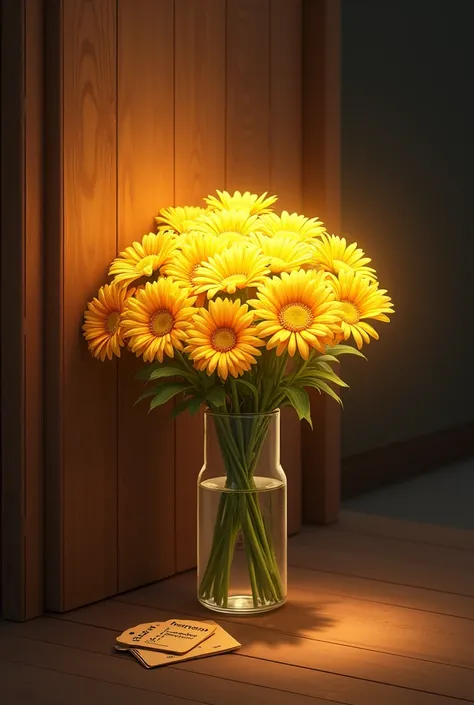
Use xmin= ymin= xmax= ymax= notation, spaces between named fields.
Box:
xmin=198 ymin=476 xmax=287 ymax=614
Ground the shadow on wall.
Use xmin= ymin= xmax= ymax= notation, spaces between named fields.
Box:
xmin=340 ymin=0 xmax=474 ymax=457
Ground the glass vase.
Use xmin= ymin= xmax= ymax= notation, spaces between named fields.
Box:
xmin=197 ymin=409 xmax=287 ymax=615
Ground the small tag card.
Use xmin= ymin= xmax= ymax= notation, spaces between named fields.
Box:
xmin=116 ymin=618 xmax=217 ymax=655
xmin=128 ymin=622 xmax=241 ymax=669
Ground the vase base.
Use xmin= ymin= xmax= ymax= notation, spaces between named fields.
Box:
xmin=198 ymin=594 xmax=286 ymax=615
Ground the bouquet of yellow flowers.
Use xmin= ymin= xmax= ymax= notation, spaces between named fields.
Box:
xmin=83 ymin=189 xmax=393 ymax=612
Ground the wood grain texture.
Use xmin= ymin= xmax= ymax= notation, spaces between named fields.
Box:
xmin=61 ymin=0 xmax=118 ymax=609
xmin=225 ymin=0 xmax=271 ymax=192
xmin=301 ymin=0 xmax=342 ymax=525
xmin=117 ymin=0 xmax=176 ymax=591
xmin=62 ymin=596 xmax=474 ymax=704
xmin=1 ymin=0 xmax=44 ymax=620
xmin=24 ymin=0 xmax=45 ymax=620
xmin=0 ymin=620 xmax=331 ymax=705
xmin=290 ymin=526 xmax=474 ymax=597
xmin=269 ymin=0 xmax=303 ymax=536
xmin=0 ymin=0 xmax=27 ymax=620
xmin=173 ymin=0 xmax=226 ymax=572
xmin=335 ymin=510 xmax=474 ymax=552
xmin=0 ymin=661 xmax=201 ymax=705
xmin=43 ymin=0 xmax=65 ymax=612
xmin=269 ymin=0 xmax=303 ymax=214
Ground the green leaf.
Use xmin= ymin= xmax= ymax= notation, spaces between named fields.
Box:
xmin=235 ymin=378 xmax=259 ymax=406
xmin=148 ymin=382 xmax=192 ymax=412
xmin=325 ymin=344 xmax=367 ymax=359
xmin=302 ymin=368 xmax=349 ymax=388
xmin=205 ymin=386 xmax=227 ymax=408
xmin=135 ymin=363 xmax=162 ymax=380
xmin=148 ymin=366 xmax=196 ymax=382
xmin=284 ymin=386 xmax=313 ymax=428
xmin=135 ymin=384 xmax=167 ymax=404
xmin=188 ymin=396 xmax=203 ymax=416
xmin=302 ymin=378 xmax=344 ymax=406
xmin=171 ymin=395 xmax=203 ymax=418
xmin=313 ymin=354 xmax=340 ymax=364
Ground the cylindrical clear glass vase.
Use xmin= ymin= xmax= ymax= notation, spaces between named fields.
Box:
xmin=197 ymin=409 xmax=287 ymax=615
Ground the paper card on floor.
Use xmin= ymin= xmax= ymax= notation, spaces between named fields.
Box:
xmin=130 ymin=623 xmax=241 ymax=668
xmin=116 ymin=618 xmax=217 ymax=654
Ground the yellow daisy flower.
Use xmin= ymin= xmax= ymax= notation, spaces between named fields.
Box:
xmin=161 ymin=233 xmax=227 ymax=289
xmin=249 ymin=233 xmax=312 ymax=274
xmin=109 ymin=232 xmax=178 ymax=289
xmin=311 ymin=233 xmax=377 ymax=280
xmin=327 ymin=270 xmax=394 ymax=349
xmin=156 ymin=205 xmax=207 ymax=234
xmin=192 ymin=208 xmax=261 ymax=242
xmin=193 ymin=244 xmax=270 ymax=299
xmin=83 ymin=282 xmax=131 ymax=361
xmin=204 ymin=189 xmax=278 ymax=215
xmin=185 ymin=298 xmax=263 ymax=380
xmin=121 ymin=278 xmax=196 ymax=362
xmin=249 ymin=269 xmax=342 ymax=359
xmin=259 ymin=210 xmax=325 ymax=241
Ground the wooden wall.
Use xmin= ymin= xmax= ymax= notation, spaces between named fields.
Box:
xmin=44 ymin=0 xmax=308 ymax=612
xmin=1 ymin=0 xmax=44 ymax=621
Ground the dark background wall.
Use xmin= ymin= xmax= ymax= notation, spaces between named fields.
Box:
xmin=340 ymin=0 xmax=474 ymax=457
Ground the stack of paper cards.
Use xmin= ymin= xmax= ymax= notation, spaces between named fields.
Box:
xmin=115 ymin=618 xmax=241 ymax=669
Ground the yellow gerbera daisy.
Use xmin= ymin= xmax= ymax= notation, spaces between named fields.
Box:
xmin=185 ymin=298 xmax=263 ymax=380
xmin=192 ymin=209 xmax=261 ymax=242
xmin=249 ymin=233 xmax=312 ymax=274
xmin=83 ymin=282 xmax=131 ymax=361
xmin=193 ymin=244 xmax=270 ymax=299
xmin=121 ymin=278 xmax=196 ymax=362
xmin=109 ymin=232 xmax=178 ymax=289
xmin=249 ymin=269 xmax=342 ymax=359
xmin=156 ymin=205 xmax=207 ymax=234
xmin=259 ymin=210 xmax=325 ymax=241
xmin=327 ymin=270 xmax=394 ymax=349
xmin=161 ymin=233 xmax=227 ymax=289
xmin=204 ymin=189 xmax=278 ymax=215
xmin=311 ymin=233 xmax=377 ymax=280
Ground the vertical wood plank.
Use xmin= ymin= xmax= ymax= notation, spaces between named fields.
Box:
xmin=174 ymin=0 xmax=226 ymax=571
xmin=226 ymin=0 xmax=271 ymax=192
xmin=1 ymin=0 xmax=27 ymax=620
xmin=61 ymin=0 xmax=118 ymax=609
xmin=24 ymin=0 xmax=45 ymax=618
xmin=44 ymin=0 xmax=64 ymax=612
xmin=1 ymin=0 xmax=44 ymax=620
xmin=301 ymin=0 xmax=342 ymax=525
xmin=117 ymin=0 xmax=176 ymax=591
xmin=270 ymin=0 xmax=303 ymax=535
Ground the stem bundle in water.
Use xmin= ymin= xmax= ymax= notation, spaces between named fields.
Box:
xmin=198 ymin=414 xmax=285 ymax=609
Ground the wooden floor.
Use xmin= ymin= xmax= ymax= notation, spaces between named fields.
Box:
xmin=2 ymin=510 xmax=474 ymax=704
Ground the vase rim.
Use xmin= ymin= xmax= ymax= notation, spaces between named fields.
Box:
xmin=204 ymin=408 xmax=280 ymax=419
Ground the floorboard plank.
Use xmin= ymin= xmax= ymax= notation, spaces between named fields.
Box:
xmin=1 ymin=615 xmax=460 ymax=705
xmin=53 ymin=599 xmax=474 ymax=702
xmin=0 ymin=621 xmax=337 ymax=705
xmin=106 ymin=569 xmax=474 ymax=668
xmin=0 ymin=659 xmax=201 ymax=705
xmin=289 ymin=527 xmax=474 ymax=597
xmin=336 ymin=511 xmax=474 ymax=552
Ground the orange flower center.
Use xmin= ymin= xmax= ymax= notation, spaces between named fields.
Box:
xmin=212 ymin=327 xmax=237 ymax=352
xmin=151 ymin=309 xmax=174 ymax=336
xmin=339 ymin=300 xmax=360 ymax=324
xmin=106 ymin=311 xmax=120 ymax=334
xmin=279 ymin=303 xmax=313 ymax=332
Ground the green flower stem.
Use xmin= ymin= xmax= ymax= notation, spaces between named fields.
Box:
xmin=199 ymin=414 xmax=285 ymax=608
